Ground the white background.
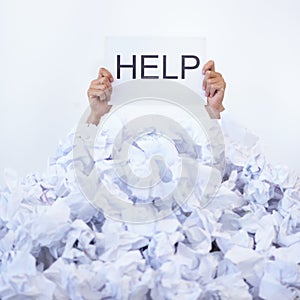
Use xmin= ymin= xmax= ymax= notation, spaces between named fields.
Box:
xmin=0 ymin=0 xmax=300 ymax=185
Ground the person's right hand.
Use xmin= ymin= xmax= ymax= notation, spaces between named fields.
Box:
xmin=87 ymin=68 xmax=114 ymax=125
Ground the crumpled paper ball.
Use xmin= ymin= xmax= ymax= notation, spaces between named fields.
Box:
xmin=0 ymin=114 xmax=300 ymax=300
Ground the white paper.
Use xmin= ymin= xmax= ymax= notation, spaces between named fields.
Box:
xmin=105 ymin=36 xmax=206 ymax=102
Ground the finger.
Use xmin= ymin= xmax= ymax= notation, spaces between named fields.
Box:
xmin=92 ymin=75 xmax=112 ymax=88
xmin=208 ymin=77 xmax=226 ymax=91
xmin=206 ymin=77 xmax=222 ymax=87
xmin=89 ymin=85 xmax=112 ymax=97
xmin=208 ymin=84 xmax=225 ymax=97
xmin=212 ymin=89 xmax=225 ymax=103
xmin=88 ymin=88 xmax=107 ymax=101
xmin=204 ymin=71 xmax=222 ymax=81
xmin=98 ymin=67 xmax=114 ymax=82
xmin=90 ymin=83 xmax=112 ymax=93
xmin=210 ymin=82 xmax=226 ymax=98
xmin=202 ymin=71 xmax=213 ymax=91
xmin=205 ymin=78 xmax=218 ymax=97
xmin=210 ymin=81 xmax=226 ymax=94
xmin=202 ymin=71 xmax=217 ymax=91
xmin=208 ymin=82 xmax=216 ymax=98
xmin=205 ymin=81 xmax=211 ymax=97
xmin=202 ymin=60 xmax=215 ymax=74
xmin=92 ymin=76 xmax=111 ymax=86
xmin=89 ymin=87 xmax=112 ymax=101
xmin=103 ymin=87 xmax=111 ymax=101
xmin=203 ymin=72 xmax=225 ymax=93
xmin=98 ymin=77 xmax=113 ymax=92
xmin=90 ymin=83 xmax=107 ymax=90
xmin=202 ymin=76 xmax=207 ymax=92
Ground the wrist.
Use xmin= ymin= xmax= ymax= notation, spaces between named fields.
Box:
xmin=205 ymin=104 xmax=224 ymax=119
xmin=87 ymin=111 xmax=101 ymax=126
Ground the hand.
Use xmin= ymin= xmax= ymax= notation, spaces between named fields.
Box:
xmin=202 ymin=60 xmax=226 ymax=118
xmin=87 ymin=68 xmax=114 ymax=125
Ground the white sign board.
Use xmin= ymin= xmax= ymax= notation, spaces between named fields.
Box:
xmin=105 ymin=36 xmax=206 ymax=103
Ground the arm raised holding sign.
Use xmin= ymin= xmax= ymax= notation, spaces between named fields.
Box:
xmin=202 ymin=60 xmax=226 ymax=119
xmin=87 ymin=60 xmax=226 ymax=125
xmin=87 ymin=68 xmax=114 ymax=126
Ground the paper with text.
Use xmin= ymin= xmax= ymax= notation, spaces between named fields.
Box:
xmin=105 ymin=36 xmax=206 ymax=103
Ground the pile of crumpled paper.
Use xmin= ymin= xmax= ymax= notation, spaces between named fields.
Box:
xmin=0 ymin=115 xmax=299 ymax=300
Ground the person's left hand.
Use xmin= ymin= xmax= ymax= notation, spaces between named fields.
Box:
xmin=202 ymin=60 xmax=226 ymax=116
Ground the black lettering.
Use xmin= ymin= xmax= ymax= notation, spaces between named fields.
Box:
xmin=141 ymin=55 xmax=159 ymax=79
xmin=117 ymin=55 xmax=136 ymax=79
xmin=163 ymin=55 xmax=178 ymax=79
xmin=181 ymin=55 xmax=200 ymax=79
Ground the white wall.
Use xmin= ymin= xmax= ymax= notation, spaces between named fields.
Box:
xmin=1 ymin=0 xmax=300 ymax=186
